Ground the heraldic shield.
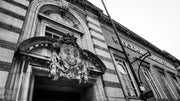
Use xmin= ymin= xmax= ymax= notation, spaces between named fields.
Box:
xmin=16 ymin=34 xmax=106 ymax=84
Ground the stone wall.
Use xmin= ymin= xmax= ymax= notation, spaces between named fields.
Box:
xmin=0 ymin=0 xmax=30 ymax=100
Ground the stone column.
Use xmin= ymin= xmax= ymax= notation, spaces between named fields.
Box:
xmin=19 ymin=65 xmax=33 ymax=101
xmin=92 ymin=77 xmax=106 ymax=101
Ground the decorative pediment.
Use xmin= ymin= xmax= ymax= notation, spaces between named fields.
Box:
xmin=16 ymin=34 xmax=106 ymax=83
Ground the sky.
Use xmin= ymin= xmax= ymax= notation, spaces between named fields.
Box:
xmin=89 ymin=0 xmax=180 ymax=60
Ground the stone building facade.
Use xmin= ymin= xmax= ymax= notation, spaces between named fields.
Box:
xmin=0 ymin=0 xmax=180 ymax=101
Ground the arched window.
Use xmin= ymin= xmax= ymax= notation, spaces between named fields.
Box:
xmin=20 ymin=0 xmax=93 ymax=52
xmin=156 ymin=69 xmax=176 ymax=101
xmin=38 ymin=5 xmax=84 ymax=46
xmin=170 ymin=74 xmax=180 ymax=96
xmin=141 ymin=67 xmax=162 ymax=100
xmin=114 ymin=56 xmax=138 ymax=97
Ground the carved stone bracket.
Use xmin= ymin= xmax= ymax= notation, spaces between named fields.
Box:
xmin=16 ymin=34 xmax=106 ymax=84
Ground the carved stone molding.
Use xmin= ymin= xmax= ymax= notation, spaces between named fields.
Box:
xmin=39 ymin=4 xmax=83 ymax=30
xmin=16 ymin=34 xmax=106 ymax=83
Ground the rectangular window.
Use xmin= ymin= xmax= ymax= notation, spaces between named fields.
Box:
xmin=45 ymin=26 xmax=65 ymax=39
xmin=44 ymin=26 xmax=82 ymax=46
xmin=113 ymin=54 xmax=138 ymax=97
xmin=38 ymin=17 xmax=83 ymax=47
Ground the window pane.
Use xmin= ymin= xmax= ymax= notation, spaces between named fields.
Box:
xmin=45 ymin=32 xmax=52 ymax=38
xmin=53 ymin=35 xmax=59 ymax=39
xmin=116 ymin=63 xmax=127 ymax=74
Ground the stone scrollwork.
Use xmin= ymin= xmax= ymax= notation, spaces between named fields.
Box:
xmin=16 ymin=34 xmax=106 ymax=84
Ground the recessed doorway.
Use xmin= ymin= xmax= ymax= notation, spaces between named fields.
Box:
xmin=32 ymin=76 xmax=93 ymax=101
xmin=33 ymin=89 xmax=80 ymax=101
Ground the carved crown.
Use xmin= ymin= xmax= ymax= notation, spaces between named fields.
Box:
xmin=61 ymin=33 xmax=77 ymax=44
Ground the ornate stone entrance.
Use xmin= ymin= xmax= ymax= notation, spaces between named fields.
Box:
xmin=5 ymin=35 xmax=106 ymax=101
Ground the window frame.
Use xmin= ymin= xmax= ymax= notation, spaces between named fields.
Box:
xmin=109 ymin=49 xmax=140 ymax=98
xmin=169 ymin=73 xmax=180 ymax=97
xmin=37 ymin=13 xmax=83 ymax=47
xmin=156 ymin=68 xmax=177 ymax=100
xmin=141 ymin=67 xmax=162 ymax=99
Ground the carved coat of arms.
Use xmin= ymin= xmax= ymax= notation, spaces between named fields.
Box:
xmin=60 ymin=44 xmax=80 ymax=66
xmin=48 ymin=34 xmax=88 ymax=83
